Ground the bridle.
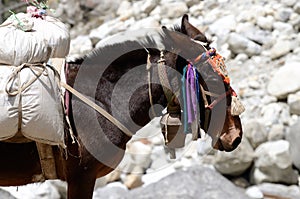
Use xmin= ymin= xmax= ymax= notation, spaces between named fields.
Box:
xmin=146 ymin=47 xmax=236 ymax=131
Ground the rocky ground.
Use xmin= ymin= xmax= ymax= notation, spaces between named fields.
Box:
xmin=1 ymin=0 xmax=300 ymax=198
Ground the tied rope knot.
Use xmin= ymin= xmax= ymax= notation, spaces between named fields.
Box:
xmin=6 ymin=63 xmax=48 ymax=96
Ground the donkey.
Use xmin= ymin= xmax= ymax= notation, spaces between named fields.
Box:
xmin=0 ymin=15 xmax=242 ymax=199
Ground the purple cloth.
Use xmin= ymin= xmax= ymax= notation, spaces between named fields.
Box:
xmin=186 ymin=64 xmax=198 ymax=124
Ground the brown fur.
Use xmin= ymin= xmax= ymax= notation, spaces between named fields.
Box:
xmin=0 ymin=16 xmax=242 ymax=198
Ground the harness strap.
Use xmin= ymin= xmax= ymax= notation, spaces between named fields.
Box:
xmin=157 ymin=51 xmax=173 ymax=103
xmin=157 ymin=51 xmax=181 ymax=114
xmin=60 ymin=82 xmax=134 ymax=137
xmin=146 ymin=52 xmax=156 ymax=118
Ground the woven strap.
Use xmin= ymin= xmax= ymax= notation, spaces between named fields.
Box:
xmin=146 ymin=52 xmax=156 ymax=118
xmin=60 ymin=82 xmax=134 ymax=137
xmin=157 ymin=51 xmax=181 ymax=114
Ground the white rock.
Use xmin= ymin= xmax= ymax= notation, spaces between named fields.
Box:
xmin=256 ymin=15 xmax=274 ymax=30
xmin=294 ymin=2 xmax=300 ymax=14
xmin=274 ymin=7 xmax=293 ymax=22
xmin=281 ymin=0 xmax=297 ymax=7
xmin=140 ymin=0 xmax=158 ymax=14
xmin=251 ymin=140 xmax=298 ymax=184
xmin=89 ymin=18 xmax=124 ymax=41
xmin=227 ymin=33 xmax=262 ymax=57
xmin=270 ymin=39 xmax=292 ymax=59
xmin=244 ymin=119 xmax=268 ymax=148
xmin=273 ymin=21 xmax=294 ymax=34
xmin=245 ymin=186 xmax=264 ymax=199
xmin=128 ymin=17 xmax=160 ymax=30
xmin=268 ymin=124 xmax=284 ymax=141
xmin=286 ymin=120 xmax=300 ymax=170
xmin=209 ymin=15 xmax=237 ymax=38
xmin=117 ymin=1 xmax=133 ymax=19
xmin=257 ymin=183 xmax=300 ymax=199
xmin=267 ymin=61 xmax=300 ymax=98
xmin=288 ymin=92 xmax=300 ymax=115
xmin=260 ymin=103 xmax=282 ymax=126
xmin=69 ymin=35 xmax=93 ymax=57
xmin=127 ymin=140 xmax=153 ymax=169
xmin=157 ymin=2 xmax=188 ymax=18
xmin=214 ymin=138 xmax=254 ymax=176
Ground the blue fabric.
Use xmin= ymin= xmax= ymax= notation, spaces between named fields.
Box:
xmin=182 ymin=66 xmax=188 ymax=133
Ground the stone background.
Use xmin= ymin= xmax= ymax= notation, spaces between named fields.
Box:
xmin=1 ymin=0 xmax=300 ymax=198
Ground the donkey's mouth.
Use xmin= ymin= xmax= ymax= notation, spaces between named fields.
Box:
xmin=212 ymin=128 xmax=242 ymax=152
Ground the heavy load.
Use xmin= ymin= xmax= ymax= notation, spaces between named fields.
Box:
xmin=0 ymin=10 xmax=70 ymax=65
xmin=0 ymin=6 xmax=69 ymax=147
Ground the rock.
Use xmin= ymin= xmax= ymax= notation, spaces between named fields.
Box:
xmin=245 ymin=186 xmax=264 ymax=199
xmin=1 ymin=181 xmax=61 ymax=199
xmin=139 ymin=0 xmax=158 ymax=15
xmin=236 ymin=22 xmax=272 ymax=45
xmin=48 ymin=180 xmax=67 ymax=199
xmin=155 ymin=2 xmax=188 ymax=18
xmin=268 ymin=124 xmax=284 ymax=141
xmin=117 ymin=1 xmax=133 ymax=19
xmin=281 ymin=0 xmax=297 ymax=7
xmin=69 ymin=35 xmax=93 ymax=57
xmin=208 ymin=15 xmax=237 ymax=38
xmin=127 ymin=140 xmax=153 ymax=169
xmin=270 ymin=39 xmax=292 ymax=59
xmin=251 ymin=140 xmax=298 ymax=184
xmin=124 ymin=174 xmax=143 ymax=189
xmin=286 ymin=120 xmax=300 ymax=170
xmin=256 ymin=16 xmax=274 ymax=30
xmin=89 ymin=18 xmax=123 ymax=42
xmin=129 ymin=166 xmax=251 ymax=199
xmin=0 ymin=188 xmax=16 ymax=199
xmin=93 ymin=186 xmax=128 ymax=199
xmin=243 ymin=119 xmax=268 ymax=148
xmin=294 ymin=2 xmax=300 ymax=14
xmin=267 ymin=61 xmax=300 ymax=98
xmin=197 ymin=134 xmax=213 ymax=156
xmin=227 ymin=33 xmax=262 ymax=57
xmin=260 ymin=103 xmax=289 ymax=126
xmin=257 ymin=183 xmax=300 ymax=199
xmin=288 ymin=92 xmax=300 ymax=115
xmin=214 ymin=138 xmax=254 ymax=176
xmin=274 ymin=7 xmax=293 ymax=22
xmin=128 ymin=17 xmax=160 ymax=30
xmin=273 ymin=21 xmax=294 ymax=34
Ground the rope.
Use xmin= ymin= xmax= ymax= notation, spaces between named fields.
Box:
xmin=5 ymin=63 xmax=47 ymax=96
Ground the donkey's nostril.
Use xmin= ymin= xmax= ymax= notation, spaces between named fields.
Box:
xmin=232 ymin=137 xmax=241 ymax=149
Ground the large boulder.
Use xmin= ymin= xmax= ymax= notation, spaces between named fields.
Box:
xmin=286 ymin=119 xmax=300 ymax=170
xmin=288 ymin=92 xmax=300 ymax=115
xmin=94 ymin=166 xmax=251 ymax=199
xmin=0 ymin=188 xmax=16 ymax=199
xmin=227 ymin=33 xmax=262 ymax=57
xmin=267 ymin=61 xmax=300 ymax=99
xmin=251 ymin=140 xmax=299 ymax=184
xmin=257 ymin=183 xmax=300 ymax=199
xmin=214 ymin=138 xmax=254 ymax=176
xmin=243 ymin=119 xmax=268 ymax=148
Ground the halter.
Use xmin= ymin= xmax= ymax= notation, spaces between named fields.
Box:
xmin=194 ymin=48 xmax=235 ymax=110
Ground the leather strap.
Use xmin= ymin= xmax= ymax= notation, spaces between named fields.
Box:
xmin=60 ymin=82 xmax=134 ymax=137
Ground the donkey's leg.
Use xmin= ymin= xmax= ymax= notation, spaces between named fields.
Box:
xmin=67 ymin=171 xmax=96 ymax=199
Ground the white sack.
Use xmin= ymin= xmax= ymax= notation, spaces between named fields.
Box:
xmin=0 ymin=65 xmax=65 ymax=147
xmin=0 ymin=13 xmax=70 ymax=65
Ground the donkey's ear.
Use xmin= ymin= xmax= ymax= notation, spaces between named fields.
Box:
xmin=181 ymin=14 xmax=202 ymax=39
